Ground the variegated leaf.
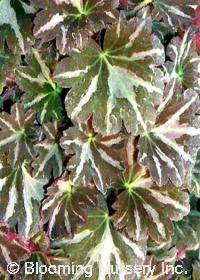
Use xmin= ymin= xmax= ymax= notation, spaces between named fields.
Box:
xmin=138 ymin=88 xmax=200 ymax=186
xmin=0 ymin=228 xmax=30 ymax=273
xmin=193 ymin=261 xmax=200 ymax=280
xmin=191 ymin=149 xmax=200 ymax=197
xmin=54 ymin=19 xmax=164 ymax=136
xmin=33 ymin=121 xmax=65 ymax=179
xmin=152 ymin=21 xmax=175 ymax=43
xmin=0 ymin=103 xmax=37 ymax=166
xmin=0 ymin=45 xmax=19 ymax=94
xmin=42 ymin=173 xmax=98 ymax=238
xmin=147 ymin=239 xmax=178 ymax=263
xmin=53 ymin=199 xmax=146 ymax=280
xmin=173 ymin=210 xmax=200 ymax=251
xmin=20 ymin=231 xmax=69 ymax=280
xmin=141 ymin=255 xmax=174 ymax=280
xmin=165 ymin=30 xmax=200 ymax=91
xmin=0 ymin=0 xmax=34 ymax=53
xmin=131 ymin=0 xmax=198 ymax=30
xmin=60 ymin=120 xmax=124 ymax=193
xmin=112 ymin=165 xmax=190 ymax=243
xmin=0 ymin=161 xmax=47 ymax=237
xmin=152 ymin=0 xmax=197 ymax=29
xmin=16 ymin=49 xmax=64 ymax=123
xmin=32 ymin=0 xmax=118 ymax=54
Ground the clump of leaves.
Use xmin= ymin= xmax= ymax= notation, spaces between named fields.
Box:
xmin=1 ymin=1 xmax=200 ymax=279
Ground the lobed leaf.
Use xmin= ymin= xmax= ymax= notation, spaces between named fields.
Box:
xmin=152 ymin=0 xmax=197 ymax=30
xmin=60 ymin=120 xmax=125 ymax=193
xmin=0 ymin=103 xmax=36 ymax=165
xmin=53 ymin=199 xmax=146 ymax=280
xmin=165 ymin=31 xmax=200 ymax=91
xmin=0 ymin=0 xmax=34 ymax=53
xmin=42 ymin=173 xmax=98 ymax=238
xmin=20 ymin=231 xmax=69 ymax=280
xmin=112 ymin=165 xmax=190 ymax=243
xmin=32 ymin=0 xmax=119 ymax=54
xmin=54 ymin=19 xmax=164 ymax=136
xmin=138 ymin=88 xmax=200 ymax=186
xmin=33 ymin=121 xmax=65 ymax=179
xmin=16 ymin=49 xmax=64 ymax=124
xmin=0 ymin=45 xmax=19 ymax=94
xmin=0 ymin=161 xmax=47 ymax=237
xmin=0 ymin=228 xmax=30 ymax=273
xmin=131 ymin=0 xmax=198 ymax=30
xmin=147 ymin=239 xmax=178 ymax=264
xmin=173 ymin=210 xmax=200 ymax=251
xmin=141 ymin=255 xmax=173 ymax=280
xmin=191 ymin=149 xmax=200 ymax=197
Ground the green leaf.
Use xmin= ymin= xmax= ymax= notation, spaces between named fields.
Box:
xmin=60 ymin=120 xmax=124 ymax=193
xmin=138 ymin=88 xmax=200 ymax=186
xmin=54 ymin=19 xmax=164 ymax=136
xmin=0 ymin=0 xmax=35 ymax=53
xmin=0 ymin=161 xmax=47 ymax=237
xmin=16 ymin=49 xmax=64 ymax=123
xmin=32 ymin=0 xmax=118 ymax=54
xmin=42 ymin=173 xmax=98 ymax=238
xmin=112 ymin=165 xmax=190 ymax=243
xmin=53 ymin=198 xmax=146 ymax=280
xmin=0 ymin=103 xmax=37 ymax=165
xmin=33 ymin=121 xmax=65 ymax=179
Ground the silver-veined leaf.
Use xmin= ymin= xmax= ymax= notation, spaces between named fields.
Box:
xmin=130 ymin=0 xmax=197 ymax=30
xmin=16 ymin=49 xmax=64 ymax=124
xmin=0 ymin=228 xmax=30 ymax=273
xmin=191 ymin=149 xmax=200 ymax=197
xmin=53 ymin=199 xmax=146 ymax=280
xmin=42 ymin=173 xmax=98 ymax=238
xmin=32 ymin=0 xmax=118 ymax=54
xmin=112 ymin=165 xmax=190 ymax=243
xmin=60 ymin=120 xmax=125 ymax=193
xmin=0 ymin=161 xmax=47 ymax=237
xmin=54 ymin=19 xmax=164 ymax=136
xmin=21 ymin=231 xmax=69 ymax=280
xmin=33 ymin=121 xmax=65 ymax=179
xmin=165 ymin=30 xmax=200 ymax=91
xmin=0 ymin=45 xmax=19 ymax=94
xmin=0 ymin=103 xmax=36 ymax=166
xmin=0 ymin=0 xmax=34 ymax=53
xmin=138 ymin=88 xmax=200 ymax=186
xmin=173 ymin=210 xmax=200 ymax=251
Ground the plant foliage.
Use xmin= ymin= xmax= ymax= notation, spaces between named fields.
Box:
xmin=1 ymin=0 xmax=200 ymax=279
